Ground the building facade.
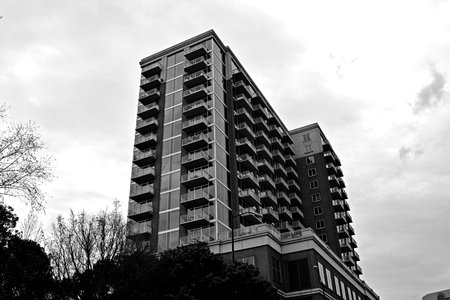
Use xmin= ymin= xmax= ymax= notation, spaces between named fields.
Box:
xmin=127 ymin=30 xmax=378 ymax=300
xmin=290 ymin=124 xmax=362 ymax=276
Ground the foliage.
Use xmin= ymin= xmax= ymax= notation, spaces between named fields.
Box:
xmin=0 ymin=104 xmax=53 ymax=209
xmin=47 ymin=200 xmax=127 ymax=280
xmin=0 ymin=204 xmax=54 ymax=299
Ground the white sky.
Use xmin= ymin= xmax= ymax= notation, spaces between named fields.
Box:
xmin=1 ymin=1 xmax=450 ymax=299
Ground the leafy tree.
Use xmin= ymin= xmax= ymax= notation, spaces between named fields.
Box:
xmin=47 ymin=201 xmax=127 ymax=280
xmin=0 ymin=204 xmax=54 ymax=299
xmin=0 ymin=104 xmax=53 ymax=209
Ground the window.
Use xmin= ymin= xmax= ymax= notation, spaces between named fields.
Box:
xmin=287 ymin=259 xmax=311 ymax=291
xmin=352 ymin=291 xmax=357 ymax=300
xmin=316 ymin=219 xmax=325 ymax=229
xmin=272 ymin=256 xmax=282 ymax=283
xmin=317 ymin=262 xmax=325 ymax=284
xmin=341 ymin=281 xmax=347 ymax=300
xmin=319 ymin=234 xmax=327 ymax=242
xmin=311 ymin=193 xmax=321 ymax=202
xmin=347 ymin=288 xmax=352 ymax=300
xmin=325 ymin=268 xmax=333 ymax=290
xmin=313 ymin=206 xmax=323 ymax=216
xmin=308 ymin=168 xmax=317 ymax=177
xmin=334 ymin=276 xmax=341 ymax=296
xmin=303 ymin=133 xmax=311 ymax=142
xmin=238 ymin=256 xmax=255 ymax=266
xmin=306 ymin=156 xmax=315 ymax=165
xmin=309 ymin=180 xmax=319 ymax=189
xmin=304 ymin=144 xmax=312 ymax=153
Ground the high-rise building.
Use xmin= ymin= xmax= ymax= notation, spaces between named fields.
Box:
xmin=290 ymin=123 xmax=362 ymax=276
xmin=127 ymin=30 xmax=378 ymax=300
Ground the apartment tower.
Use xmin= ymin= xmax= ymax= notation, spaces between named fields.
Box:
xmin=127 ymin=30 xmax=378 ymax=300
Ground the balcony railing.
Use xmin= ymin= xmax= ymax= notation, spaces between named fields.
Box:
xmin=181 ymin=150 xmax=211 ymax=169
xmin=183 ymin=98 xmax=211 ymax=117
xmin=181 ymin=186 xmax=213 ymax=208
xmin=141 ymin=61 xmax=162 ymax=77
xmin=128 ymin=202 xmax=153 ymax=221
xmin=259 ymin=191 xmax=277 ymax=207
xmin=261 ymin=207 xmax=279 ymax=222
xmin=137 ymin=102 xmax=159 ymax=119
xmin=238 ymin=189 xmax=260 ymax=206
xmin=127 ymin=220 xmax=152 ymax=238
xmin=181 ymin=169 xmax=212 ymax=187
xmin=129 ymin=184 xmax=154 ymax=202
xmin=180 ymin=210 xmax=212 ymax=228
xmin=182 ymin=133 xmax=211 ymax=150
xmin=179 ymin=232 xmax=214 ymax=245
xmin=139 ymin=88 xmax=160 ymax=105
xmin=184 ymin=43 xmax=208 ymax=59
xmin=183 ymin=85 xmax=209 ymax=101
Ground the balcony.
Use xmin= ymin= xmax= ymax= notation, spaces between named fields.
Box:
xmin=129 ymin=184 xmax=154 ymax=202
xmin=235 ymin=108 xmax=253 ymax=124
xmin=236 ymin=137 xmax=257 ymax=156
xmin=141 ymin=61 xmax=162 ymax=77
xmin=183 ymin=98 xmax=211 ymax=118
xmin=134 ymin=134 xmax=157 ymax=150
xmin=278 ymin=207 xmax=293 ymax=221
xmin=180 ymin=210 xmax=212 ymax=229
xmin=292 ymin=220 xmax=303 ymax=229
xmin=181 ymin=187 xmax=213 ymax=208
xmin=269 ymin=125 xmax=283 ymax=139
xmin=277 ymin=192 xmax=291 ymax=207
xmin=351 ymin=250 xmax=360 ymax=261
xmin=336 ymin=166 xmax=344 ymax=177
xmin=289 ymin=193 xmax=302 ymax=206
xmin=259 ymin=191 xmax=277 ymax=207
xmin=133 ymin=149 xmax=156 ymax=167
xmin=287 ymin=180 xmax=301 ymax=193
xmin=182 ymin=133 xmax=211 ymax=151
xmin=341 ymin=189 xmax=348 ymax=199
xmin=256 ymin=144 xmax=272 ymax=161
xmin=128 ymin=202 xmax=153 ymax=222
xmin=137 ymin=103 xmax=159 ymax=119
xmin=328 ymin=175 xmax=339 ymax=188
xmin=253 ymin=104 xmax=269 ymax=119
xmin=238 ymin=189 xmax=261 ymax=207
xmin=334 ymin=212 xmax=347 ymax=225
xmin=184 ymin=70 xmax=209 ymax=88
xmin=184 ymin=56 xmax=210 ymax=73
xmin=290 ymin=206 xmax=304 ymax=220
xmin=279 ymin=221 xmax=293 ymax=233
xmin=326 ymin=163 xmax=338 ymax=176
xmin=324 ymin=151 xmax=339 ymax=165
xmin=322 ymin=142 xmax=333 ymax=152
xmin=183 ymin=85 xmax=209 ymax=102
xmin=181 ymin=169 xmax=212 ymax=188
xmin=258 ymin=174 xmax=276 ymax=190
xmin=337 ymin=225 xmax=350 ymax=238
xmin=232 ymin=69 xmax=249 ymax=84
xmin=272 ymin=150 xmax=285 ymax=164
xmin=332 ymin=200 xmax=345 ymax=212
xmin=330 ymin=187 xmax=342 ymax=199
xmin=235 ymin=123 xmax=255 ymax=140
xmin=286 ymin=167 xmax=298 ymax=179
xmin=255 ymin=131 xmax=271 ymax=146
xmin=136 ymin=117 xmax=158 ymax=135
xmin=274 ymin=163 xmax=287 ymax=178
xmin=348 ymin=223 xmax=355 ymax=235
xmin=338 ymin=177 xmax=346 ymax=189
xmin=181 ymin=150 xmax=211 ymax=169
xmin=238 ymin=171 xmax=259 ymax=190
xmin=283 ymin=143 xmax=295 ymax=156
xmin=261 ymin=207 xmax=279 ymax=223
xmin=239 ymin=207 xmax=262 ymax=225
xmin=237 ymin=154 xmax=258 ymax=173
xmin=235 ymin=93 xmax=253 ymax=111
xmin=139 ymin=88 xmax=160 ymax=105
xmin=284 ymin=154 xmax=296 ymax=167
xmin=234 ymin=80 xmax=252 ymax=98
xmin=339 ymin=239 xmax=352 ymax=252
xmin=281 ymin=132 xmax=294 ymax=144
xmin=179 ymin=233 xmax=214 ymax=246
xmin=270 ymin=137 xmax=283 ymax=151
xmin=343 ymin=200 xmax=349 ymax=211
xmin=182 ymin=115 xmax=211 ymax=134
xmin=342 ymin=253 xmax=356 ymax=267
xmin=140 ymin=74 xmax=162 ymax=91
xmin=131 ymin=166 xmax=155 ymax=184
xmin=346 ymin=212 xmax=353 ymax=223
xmin=275 ymin=177 xmax=290 ymax=192
xmin=350 ymin=237 xmax=358 ymax=248
xmin=257 ymin=159 xmax=274 ymax=175
xmin=254 ymin=117 xmax=269 ymax=132
xmin=127 ymin=220 xmax=151 ymax=239
xmin=184 ymin=43 xmax=208 ymax=60
xmin=351 ymin=265 xmax=362 ymax=275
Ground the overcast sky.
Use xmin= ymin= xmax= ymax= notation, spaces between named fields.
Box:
xmin=2 ymin=0 xmax=450 ymax=299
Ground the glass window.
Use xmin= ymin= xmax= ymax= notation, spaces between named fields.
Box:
xmin=175 ymin=51 xmax=184 ymax=64
xmin=215 ymin=111 xmax=227 ymax=134
xmin=163 ymin=140 xmax=171 ymax=156
xmin=325 ymin=268 xmax=333 ymax=290
xmin=160 ymin=193 xmax=169 ymax=211
xmin=170 ymin=171 xmax=180 ymax=189
xmin=316 ymin=219 xmax=325 ymax=229
xmin=216 ymin=129 xmax=227 ymax=151
xmin=169 ymin=190 xmax=180 ymax=209
xmin=172 ymin=137 xmax=181 ymax=152
xmin=164 ymin=110 xmax=173 ymax=124
xmin=272 ymin=256 xmax=282 ymax=283
xmin=318 ymin=262 xmax=325 ymax=284
xmin=216 ymin=163 xmax=229 ymax=185
xmin=174 ymin=77 xmax=182 ymax=91
xmin=158 ymin=233 xmax=168 ymax=251
xmin=308 ymin=168 xmax=317 ymax=177
xmin=161 ymin=157 xmax=171 ymax=174
xmin=341 ymin=282 xmax=347 ymax=300
xmin=303 ymin=133 xmax=311 ymax=142
xmin=216 ymin=181 xmax=229 ymax=205
xmin=159 ymin=212 xmax=168 ymax=231
xmin=173 ymin=91 xmax=182 ymax=105
xmin=175 ymin=64 xmax=184 ymax=77
xmin=163 ymin=124 xmax=172 ymax=139
xmin=304 ymin=144 xmax=312 ymax=153
xmin=167 ymin=55 xmax=175 ymax=67
xmin=216 ymin=145 xmax=228 ymax=168
xmin=312 ymin=193 xmax=321 ymax=202
xmin=313 ymin=206 xmax=323 ymax=216
xmin=306 ymin=156 xmax=315 ymax=165
xmin=169 ymin=210 xmax=179 ymax=229
xmin=217 ymin=201 xmax=229 ymax=224
xmin=169 ymin=230 xmax=179 ymax=248
xmin=165 ymin=93 xmax=174 ymax=107
xmin=173 ymin=106 xmax=182 ymax=121
xmin=310 ymin=180 xmax=319 ymax=189
xmin=334 ymin=276 xmax=341 ymax=296
xmin=161 ymin=174 xmax=170 ymax=192
xmin=319 ymin=234 xmax=327 ymax=242
xmin=166 ymin=80 xmax=174 ymax=93
xmin=166 ymin=67 xmax=175 ymax=81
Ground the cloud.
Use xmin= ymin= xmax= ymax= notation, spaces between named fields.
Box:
xmin=412 ymin=65 xmax=447 ymax=114
xmin=398 ymin=145 xmax=425 ymax=160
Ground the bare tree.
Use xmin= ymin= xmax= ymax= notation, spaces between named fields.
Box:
xmin=47 ymin=200 xmax=127 ymax=280
xmin=0 ymin=104 xmax=53 ymax=209
xmin=19 ymin=209 xmax=45 ymax=245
